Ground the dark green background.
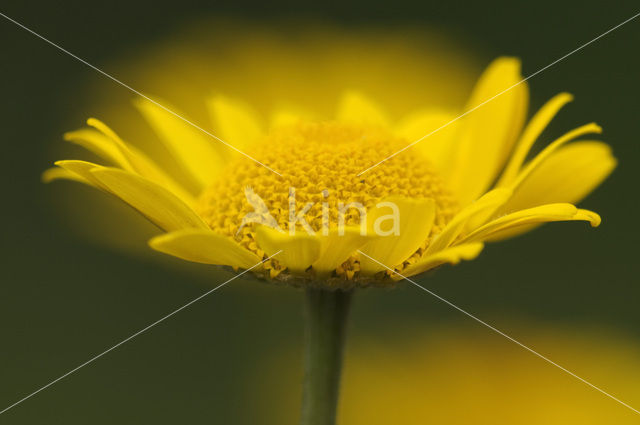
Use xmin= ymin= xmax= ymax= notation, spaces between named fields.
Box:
xmin=1 ymin=1 xmax=639 ymax=423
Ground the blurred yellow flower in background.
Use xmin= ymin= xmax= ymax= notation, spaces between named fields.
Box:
xmin=44 ymin=23 xmax=615 ymax=286
xmin=261 ymin=323 xmax=640 ymax=424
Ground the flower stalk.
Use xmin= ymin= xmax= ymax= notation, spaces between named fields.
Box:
xmin=300 ymin=288 xmax=352 ymax=425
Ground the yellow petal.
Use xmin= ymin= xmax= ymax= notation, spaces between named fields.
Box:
xmin=42 ymin=166 xmax=90 ymax=185
xmin=448 ymin=57 xmax=528 ymax=205
xmin=461 ymin=204 xmax=601 ymax=243
xmin=253 ymin=225 xmax=373 ymax=276
xmin=134 ymin=99 xmax=226 ymax=188
xmin=63 ymin=128 xmax=130 ymax=169
xmin=86 ymin=118 xmax=142 ymax=172
xmin=207 ymin=95 xmax=263 ymax=151
xmin=359 ymin=197 xmax=436 ymax=274
xmin=510 ymin=123 xmax=602 ymax=192
xmin=486 ymin=209 xmax=601 ymax=242
xmin=90 ymin=167 xmax=208 ymax=232
xmin=86 ymin=118 xmax=196 ymax=205
xmin=149 ymin=229 xmax=262 ymax=269
xmin=254 ymin=225 xmax=321 ymax=274
xmin=497 ymin=92 xmax=574 ymax=186
xmin=425 ymin=188 xmax=511 ymax=256
xmin=313 ymin=227 xmax=374 ymax=276
xmin=501 ymin=141 xmax=616 ymax=212
xmin=395 ymin=110 xmax=460 ymax=173
xmin=397 ymin=243 xmax=485 ymax=280
xmin=337 ymin=91 xmax=389 ymax=127
xmin=54 ymin=160 xmax=109 ymax=189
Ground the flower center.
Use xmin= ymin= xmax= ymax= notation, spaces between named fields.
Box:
xmin=197 ymin=121 xmax=458 ymax=274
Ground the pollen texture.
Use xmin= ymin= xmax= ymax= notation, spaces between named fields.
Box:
xmin=197 ymin=121 xmax=458 ymax=280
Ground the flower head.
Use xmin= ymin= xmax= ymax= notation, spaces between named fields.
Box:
xmin=45 ymin=56 xmax=615 ymax=288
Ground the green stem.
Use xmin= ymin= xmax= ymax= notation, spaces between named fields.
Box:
xmin=300 ymin=288 xmax=352 ymax=425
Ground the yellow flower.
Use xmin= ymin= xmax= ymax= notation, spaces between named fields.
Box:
xmin=45 ymin=56 xmax=615 ymax=287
